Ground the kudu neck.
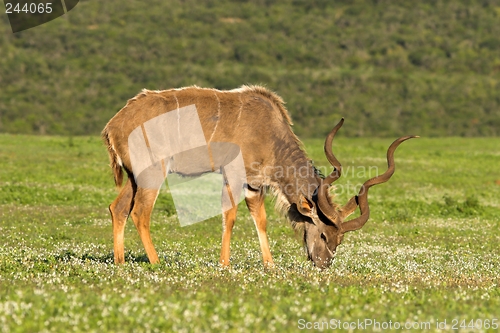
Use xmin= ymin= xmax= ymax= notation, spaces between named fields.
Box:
xmin=270 ymin=139 xmax=321 ymax=206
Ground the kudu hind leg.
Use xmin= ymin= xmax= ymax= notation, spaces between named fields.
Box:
xmin=130 ymin=187 xmax=160 ymax=264
xmin=245 ymin=189 xmax=274 ymax=267
xmin=109 ymin=177 xmax=135 ymax=264
xmin=220 ymin=205 xmax=238 ymax=267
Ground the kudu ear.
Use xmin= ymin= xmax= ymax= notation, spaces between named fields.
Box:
xmin=297 ymin=195 xmax=315 ymax=217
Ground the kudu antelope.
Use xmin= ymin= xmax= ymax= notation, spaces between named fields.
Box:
xmin=102 ymin=85 xmax=416 ymax=268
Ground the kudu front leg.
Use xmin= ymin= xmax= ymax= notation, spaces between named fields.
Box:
xmin=130 ymin=187 xmax=160 ymax=264
xmin=109 ymin=177 xmax=135 ymax=264
xmin=245 ymin=189 xmax=274 ymax=267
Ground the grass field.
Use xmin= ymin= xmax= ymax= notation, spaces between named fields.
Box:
xmin=0 ymin=134 xmax=499 ymax=332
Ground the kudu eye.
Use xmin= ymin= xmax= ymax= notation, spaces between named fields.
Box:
xmin=320 ymin=232 xmax=327 ymax=243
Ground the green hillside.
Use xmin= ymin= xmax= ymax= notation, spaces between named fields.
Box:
xmin=1 ymin=0 xmax=500 ymax=137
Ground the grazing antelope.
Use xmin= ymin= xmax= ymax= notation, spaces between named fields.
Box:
xmin=102 ymin=85 xmax=416 ymax=268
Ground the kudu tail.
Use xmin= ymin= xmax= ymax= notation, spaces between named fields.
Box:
xmin=101 ymin=128 xmax=124 ymax=189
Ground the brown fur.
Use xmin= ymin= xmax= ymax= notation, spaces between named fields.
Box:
xmin=102 ymin=85 xmax=327 ymax=266
xmin=101 ymin=128 xmax=123 ymax=188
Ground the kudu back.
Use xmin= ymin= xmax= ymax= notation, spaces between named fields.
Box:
xmin=102 ymin=85 xmax=417 ymax=268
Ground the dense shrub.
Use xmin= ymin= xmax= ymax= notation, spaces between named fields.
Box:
xmin=0 ymin=0 xmax=499 ymax=137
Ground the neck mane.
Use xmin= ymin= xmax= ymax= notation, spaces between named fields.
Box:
xmin=267 ymin=136 xmax=322 ymax=213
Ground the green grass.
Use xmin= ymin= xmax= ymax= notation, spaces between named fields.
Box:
xmin=1 ymin=134 xmax=500 ymax=332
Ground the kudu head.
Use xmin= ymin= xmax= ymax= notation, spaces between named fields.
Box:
xmin=297 ymin=119 xmax=417 ymax=269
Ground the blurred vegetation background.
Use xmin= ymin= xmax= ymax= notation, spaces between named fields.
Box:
xmin=1 ymin=0 xmax=499 ymax=138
